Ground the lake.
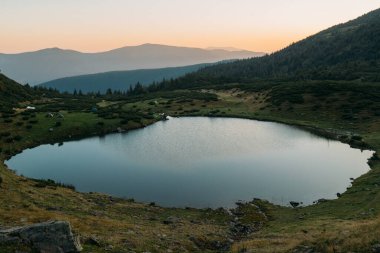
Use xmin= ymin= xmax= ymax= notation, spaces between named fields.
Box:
xmin=6 ymin=117 xmax=373 ymax=208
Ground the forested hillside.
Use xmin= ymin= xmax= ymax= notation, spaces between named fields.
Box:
xmin=0 ymin=74 xmax=33 ymax=111
xmin=168 ymin=8 xmax=380 ymax=87
xmin=0 ymin=74 xmax=60 ymax=112
xmin=40 ymin=63 xmax=210 ymax=93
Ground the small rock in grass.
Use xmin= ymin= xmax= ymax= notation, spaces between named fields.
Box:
xmin=85 ymin=236 xmax=101 ymax=247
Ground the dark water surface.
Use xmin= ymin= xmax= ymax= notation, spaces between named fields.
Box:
xmin=6 ymin=117 xmax=373 ymax=208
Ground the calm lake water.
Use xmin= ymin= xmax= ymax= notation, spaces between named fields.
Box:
xmin=6 ymin=117 xmax=373 ymax=208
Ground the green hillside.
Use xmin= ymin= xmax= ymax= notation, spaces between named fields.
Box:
xmin=39 ymin=63 xmax=211 ymax=93
xmin=0 ymin=74 xmax=32 ymax=111
xmin=169 ymin=8 xmax=380 ymax=87
xmin=1 ymin=7 xmax=380 ymax=253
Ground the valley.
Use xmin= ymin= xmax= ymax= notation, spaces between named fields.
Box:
xmin=0 ymin=80 xmax=379 ymax=252
xmin=1 ymin=5 xmax=380 ymax=253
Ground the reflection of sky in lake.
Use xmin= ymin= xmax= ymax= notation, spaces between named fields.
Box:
xmin=6 ymin=117 xmax=373 ymax=208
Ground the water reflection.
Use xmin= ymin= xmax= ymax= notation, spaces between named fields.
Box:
xmin=6 ymin=117 xmax=373 ymax=208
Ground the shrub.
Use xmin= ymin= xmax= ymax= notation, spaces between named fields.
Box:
xmin=13 ymin=135 xmax=22 ymax=141
xmin=351 ymin=135 xmax=363 ymax=141
xmin=0 ymin=132 xmax=11 ymax=138
xmin=120 ymin=119 xmax=128 ymax=125
xmin=33 ymin=178 xmax=76 ymax=190
xmin=4 ymin=137 xmax=13 ymax=143
xmin=55 ymin=121 xmax=62 ymax=127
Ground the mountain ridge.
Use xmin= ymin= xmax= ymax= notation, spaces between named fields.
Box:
xmin=169 ymin=8 xmax=380 ymax=87
xmin=0 ymin=44 xmax=264 ymax=85
xmin=39 ymin=63 xmax=213 ymax=93
xmin=0 ymin=43 xmax=260 ymax=55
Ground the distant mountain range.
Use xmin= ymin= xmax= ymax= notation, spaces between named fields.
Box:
xmin=39 ymin=63 xmax=212 ymax=93
xmin=0 ymin=44 xmax=265 ymax=85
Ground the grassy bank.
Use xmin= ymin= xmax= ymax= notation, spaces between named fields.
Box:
xmin=0 ymin=88 xmax=379 ymax=252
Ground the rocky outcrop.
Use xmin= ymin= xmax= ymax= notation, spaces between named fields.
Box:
xmin=0 ymin=220 xmax=82 ymax=253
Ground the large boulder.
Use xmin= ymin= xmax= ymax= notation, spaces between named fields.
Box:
xmin=0 ymin=220 xmax=82 ymax=253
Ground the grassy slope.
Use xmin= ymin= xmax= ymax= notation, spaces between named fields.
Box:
xmin=0 ymin=74 xmax=33 ymax=110
xmin=0 ymin=86 xmax=379 ymax=252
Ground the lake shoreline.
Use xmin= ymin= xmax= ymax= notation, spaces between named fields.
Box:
xmin=1 ymin=89 xmax=379 ymax=252
xmin=2 ymin=113 xmax=375 ymax=210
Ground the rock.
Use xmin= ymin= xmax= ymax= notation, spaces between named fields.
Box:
xmin=0 ymin=220 xmax=82 ymax=253
xmin=0 ymin=234 xmax=21 ymax=244
xmin=162 ymin=216 xmax=180 ymax=225
xmin=292 ymin=245 xmax=315 ymax=253
xmin=230 ymin=222 xmax=259 ymax=238
xmin=105 ymin=244 xmax=114 ymax=251
xmin=372 ymin=244 xmax=380 ymax=253
xmin=190 ymin=236 xmax=231 ymax=252
xmin=84 ymin=236 xmax=101 ymax=247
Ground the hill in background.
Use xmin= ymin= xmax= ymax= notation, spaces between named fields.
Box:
xmin=172 ymin=8 xmax=380 ymax=87
xmin=39 ymin=63 xmax=211 ymax=94
xmin=0 ymin=44 xmax=264 ymax=85
xmin=0 ymin=74 xmax=33 ymax=111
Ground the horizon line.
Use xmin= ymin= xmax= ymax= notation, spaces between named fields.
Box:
xmin=0 ymin=43 xmax=264 ymax=55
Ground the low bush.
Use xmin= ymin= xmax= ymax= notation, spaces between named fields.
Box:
xmin=13 ymin=135 xmax=22 ymax=141
xmin=32 ymin=178 xmax=76 ymax=190
xmin=0 ymin=132 xmax=11 ymax=138
xmin=4 ymin=137 xmax=13 ymax=143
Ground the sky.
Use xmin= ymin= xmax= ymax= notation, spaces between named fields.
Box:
xmin=1 ymin=0 xmax=379 ymax=53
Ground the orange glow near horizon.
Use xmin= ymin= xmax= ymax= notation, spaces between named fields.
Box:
xmin=1 ymin=0 xmax=379 ymax=54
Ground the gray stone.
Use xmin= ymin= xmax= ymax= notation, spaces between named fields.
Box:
xmin=372 ymin=244 xmax=380 ymax=253
xmin=162 ymin=216 xmax=180 ymax=225
xmin=85 ymin=236 xmax=101 ymax=247
xmin=292 ymin=245 xmax=315 ymax=253
xmin=0 ymin=234 xmax=22 ymax=244
xmin=0 ymin=220 xmax=82 ymax=253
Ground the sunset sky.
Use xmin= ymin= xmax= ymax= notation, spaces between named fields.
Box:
xmin=1 ymin=0 xmax=379 ymax=54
